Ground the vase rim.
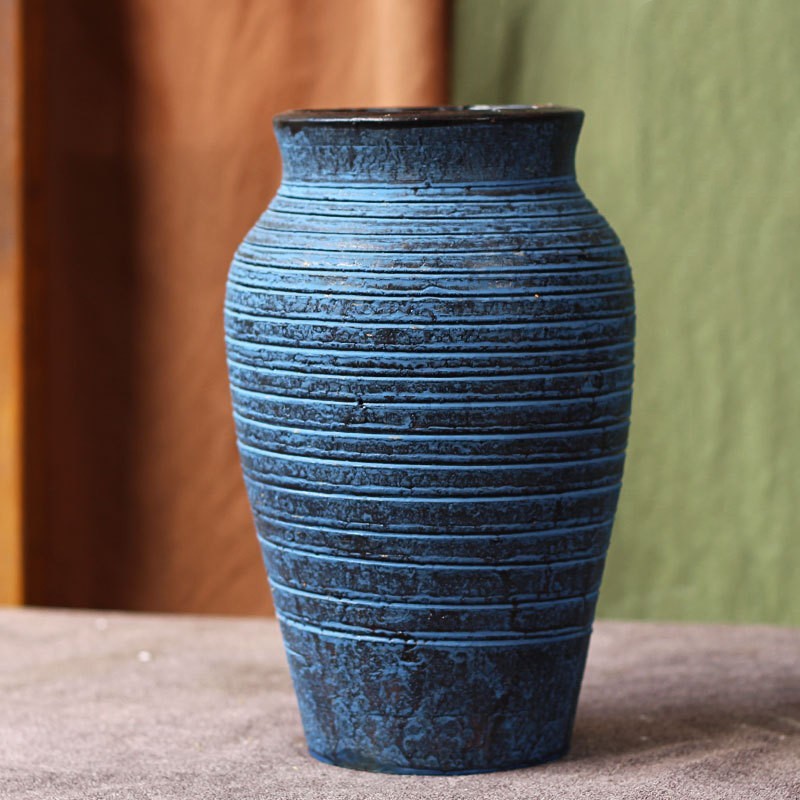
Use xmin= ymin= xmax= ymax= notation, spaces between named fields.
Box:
xmin=274 ymin=105 xmax=583 ymax=128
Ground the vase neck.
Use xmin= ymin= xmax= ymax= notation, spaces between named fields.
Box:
xmin=273 ymin=106 xmax=583 ymax=186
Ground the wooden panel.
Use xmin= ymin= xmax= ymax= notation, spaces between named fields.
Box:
xmin=22 ymin=0 xmax=448 ymax=613
xmin=0 ymin=0 xmax=23 ymax=604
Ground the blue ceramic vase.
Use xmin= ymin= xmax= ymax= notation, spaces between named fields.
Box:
xmin=225 ymin=106 xmax=634 ymax=774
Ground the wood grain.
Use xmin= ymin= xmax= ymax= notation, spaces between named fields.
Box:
xmin=0 ymin=0 xmax=23 ymax=604
xmin=21 ymin=0 xmax=448 ymax=614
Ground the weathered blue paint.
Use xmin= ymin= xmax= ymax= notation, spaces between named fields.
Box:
xmin=224 ymin=106 xmax=635 ymax=774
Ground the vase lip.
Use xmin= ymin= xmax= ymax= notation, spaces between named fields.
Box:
xmin=274 ymin=104 xmax=583 ymax=128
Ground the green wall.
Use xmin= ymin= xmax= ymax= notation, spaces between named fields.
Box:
xmin=452 ymin=0 xmax=800 ymax=624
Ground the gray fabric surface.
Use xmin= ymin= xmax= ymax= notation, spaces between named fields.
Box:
xmin=1 ymin=609 xmax=797 ymax=799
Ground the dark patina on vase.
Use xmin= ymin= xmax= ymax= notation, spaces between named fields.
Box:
xmin=225 ymin=106 xmax=634 ymax=774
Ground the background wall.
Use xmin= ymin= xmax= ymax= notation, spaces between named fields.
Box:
xmin=4 ymin=0 xmax=798 ymax=624
xmin=453 ymin=0 xmax=800 ymax=624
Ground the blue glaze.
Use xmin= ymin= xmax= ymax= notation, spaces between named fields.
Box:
xmin=224 ymin=106 xmax=634 ymax=774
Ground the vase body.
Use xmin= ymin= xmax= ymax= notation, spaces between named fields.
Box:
xmin=225 ymin=107 xmax=634 ymax=774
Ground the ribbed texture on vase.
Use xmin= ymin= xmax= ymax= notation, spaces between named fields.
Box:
xmin=225 ymin=114 xmax=634 ymax=774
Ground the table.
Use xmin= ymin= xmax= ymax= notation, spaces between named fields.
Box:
xmin=1 ymin=608 xmax=797 ymax=799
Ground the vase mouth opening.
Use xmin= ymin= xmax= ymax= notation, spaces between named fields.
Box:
xmin=274 ymin=105 xmax=583 ymax=128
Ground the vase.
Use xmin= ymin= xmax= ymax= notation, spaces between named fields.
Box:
xmin=225 ymin=106 xmax=634 ymax=774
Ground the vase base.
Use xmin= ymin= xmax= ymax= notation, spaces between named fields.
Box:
xmin=307 ymin=744 xmax=571 ymax=776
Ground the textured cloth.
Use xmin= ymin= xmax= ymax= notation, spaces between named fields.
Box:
xmin=1 ymin=608 xmax=798 ymax=799
xmin=452 ymin=0 xmax=800 ymax=625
